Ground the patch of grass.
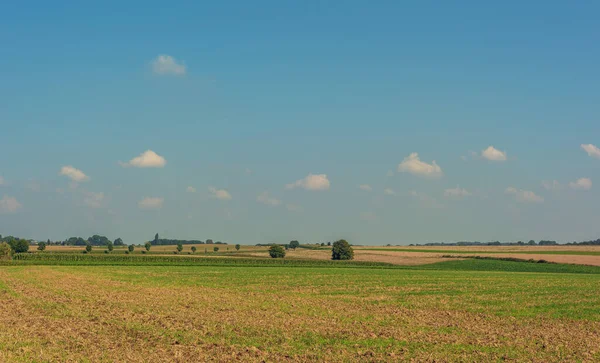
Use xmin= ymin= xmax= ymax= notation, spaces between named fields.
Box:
xmin=362 ymin=248 xmax=600 ymax=256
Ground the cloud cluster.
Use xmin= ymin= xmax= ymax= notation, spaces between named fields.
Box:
xmin=542 ymin=180 xmax=562 ymax=191
xmin=0 ymin=195 xmax=22 ymax=213
xmin=286 ymin=174 xmax=330 ymax=191
xmin=209 ymin=187 xmax=232 ymax=201
xmin=359 ymin=184 xmax=372 ymax=192
xmin=138 ymin=197 xmax=164 ymax=210
xmin=60 ymin=166 xmax=90 ymax=182
xmin=383 ymin=188 xmax=397 ymax=196
xmin=152 ymin=55 xmax=186 ymax=75
xmin=481 ymin=146 xmax=507 ymax=161
xmin=569 ymin=177 xmax=592 ymax=191
xmin=186 ymin=186 xmax=196 ymax=193
xmin=398 ymin=153 xmax=443 ymax=178
xmin=256 ymin=192 xmax=281 ymax=206
xmin=120 ymin=150 xmax=166 ymax=168
xmin=581 ymin=144 xmax=600 ymax=159
xmin=444 ymin=186 xmax=471 ymax=198
xmin=505 ymin=187 xmax=544 ymax=203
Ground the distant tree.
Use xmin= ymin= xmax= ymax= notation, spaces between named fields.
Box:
xmin=332 ymin=239 xmax=354 ymax=260
xmin=0 ymin=242 xmax=12 ymax=260
xmin=269 ymin=245 xmax=286 ymax=258
xmin=235 ymin=244 xmax=241 ymax=251
xmin=327 ymin=242 xmax=331 ymax=246
xmin=9 ymin=239 xmax=30 ymax=253
xmin=191 ymin=246 xmax=197 ymax=253
xmin=106 ymin=241 xmax=114 ymax=252
xmin=176 ymin=243 xmax=183 ymax=252
xmin=144 ymin=242 xmax=152 ymax=252
xmin=213 ymin=247 xmax=219 ymax=252
xmin=114 ymin=238 xmax=124 ymax=246
xmin=285 ymin=245 xmax=289 ymax=250
xmin=87 ymin=235 xmax=111 ymax=246
xmin=528 ymin=240 xmax=536 ymax=245
xmin=289 ymin=240 xmax=300 ymax=250
xmin=320 ymin=242 xmax=325 ymax=246
xmin=128 ymin=244 xmax=134 ymax=252
xmin=85 ymin=244 xmax=92 ymax=253
xmin=206 ymin=239 xmax=214 ymax=244
xmin=154 ymin=233 xmax=159 ymax=244
xmin=37 ymin=242 xmax=47 ymax=251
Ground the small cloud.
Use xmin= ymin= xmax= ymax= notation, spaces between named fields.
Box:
xmin=410 ymin=190 xmax=444 ymax=209
xmin=505 ymin=187 xmax=544 ymax=203
xmin=542 ymin=180 xmax=562 ymax=191
xmin=256 ymin=191 xmax=281 ymax=206
xmin=120 ymin=150 xmax=166 ymax=168
xmin=0 ymin=195 xmax=22 ymax=213
xmin=286 ymin=204 xmax=302 ymax=212
xmin=84 ymin=191 xmax=105 ymax=208
xmin=360 ymin=211 xmax=377 ymax=221
xmin=481 ymin=146 xmax=507 ymax=161
xmin=286 ymin=173 xmax=330 ymax=191
xmin=60 ymin=166 xmax=90 ymax=182
xmin=581 ymin=144 xmax=600 ymax=159
xmin=444 ymin=186 xmax=471 ymax=198
xmin=383 ymin=188 xmax=397 ymax=196
xmin=569 ymin=177 xmax=592 ymax=191
xmin=209 ymin=187 xmax=232 ymax=201
xmin=186 ymin=186 xmax=196 ymax=193
xmin=359 ymin=184 xmax=372 ymax=192
xmin=152 ymin=54 xmax=186 ymax=76
xmin=397 ymin=153 xmax=443 ymax=178
xmin=138 ymin=197 xmax=164 ymax=210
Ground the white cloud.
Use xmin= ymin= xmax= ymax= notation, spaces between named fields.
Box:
xmin=542 ymin=180 xmax=562 ymax=191
xmin=0 ymin=195 xmax=22 ymax=213
xmin=410 ymin=190 xmax=444 ymax=209
xmin=581 ymin=144 xmax=600 ymax=159
xmin=152 ymin=54 xmax=186 ymax=75
xmin=186 ymin=186 xmax=196 ymax=193
xmin=120 ymin=150 xmax=166 ymax=168
xmin=505 ymin=187 xmax=544 ymax=203
xmin=444 ymin=186 xmax=471 ymax=198
xmin=138 ymin=197 xmax=164 ymax=210
xmin=481 ymin=146 xmax=507 ymax=161
xmin=84 ymin=192 xmax=105 ymax=208
xmin=383 ymin=188 xmax=397 ymax=196
xmin=569 ymin=177 xmax=592 ymax=191
xmin=256 ymin=192 xmax=281 ymax=206
xmin=286 ymin=204 xmax=302 ymax=212
xmin=359 ymin=184 xmax=372 ymax=192
xmin=209 ymin=187 xmax=232 ymax=201
xmin=60 ymin=166 xmax=90 ymax=182
xmin=397 ymin=153 xmax=443 ymax=178
xmin=286 ymin=173 xmax=330 ymax=191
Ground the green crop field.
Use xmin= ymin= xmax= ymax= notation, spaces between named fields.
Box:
xmin=1 ymin=258 xmax=600 ymax=362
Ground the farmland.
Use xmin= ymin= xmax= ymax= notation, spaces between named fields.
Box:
xmin=1 ymin=246 xmax=600 ymax=362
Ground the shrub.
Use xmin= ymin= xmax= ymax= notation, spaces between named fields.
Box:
xmin=289 ymin=240 xmax=300 ymax=250
xmin=0 ymin=242 xmax=13 ymax=260
xmin=332 ymin=239 xmax=354 ymax=260
xmin=191 ymin=246 xmax=197 ymax=253
xmin=106 ymin=242 xmax=114 ymax=252
xmin=141 ymin=250 xmax=147 ymax=254
xmin=213 ymin=247 xmax=219 ymax=252
xmin=85 ymin=244 xmax=92 ymax=253
xmin=235 ymin=244 xmax=241 ymax=251
xmin=82 ymin=250 xmax=88 ymax=254
xmin=104 ymin=250 xmax=109 ymax=254
xmin=8 ymin=239 xmax=29 ymax=253
xmin=176 ymin=243 xmax=183 ymax=253
xmin=269 ymin=245 xmax=286 ymax=258
xmin=128 ymin=245 xmax=134 ymax=253
xmin=144 ymin=242 xmax=152 ymax=252
xmin=37 ymin=242 xmax=47 ymax=251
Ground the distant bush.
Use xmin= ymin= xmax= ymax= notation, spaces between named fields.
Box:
xmin=0 ymin=242 xmax=13 ymax=260
xmin=144 ymin=242 xmax=152 ymax=252
xmin=85 ymin=244 xmax=92 ymax=253
xmin=125 ymin=250 xmax=129 ymax=254
xmin=8 ymin=239 xmax=29 ymax=253
xmin=235 ymin=244 xmax=241 ymax=251
xmin=332 ymin=240 xmax=354 ymax=260
xmin=128 ymin=245 xmax=134 ymax=253
xmin=191 ymin=246 xmax=197 ymax=253
xmin=213 ymin=247 xmax=219 ymax=252
xmin=141 ymin=250 xmax=147 ymax=254
xmin=176 ymin=243 xmax=183 ymax=253
xmin=269 ymin=245 xmax=286 ymax=258
xmin=106 ymin=241 xmax=114 ymax=252
xmin=37 ymin=242 xmax=47 ymax=251
xmin=289 ymin=240 xmax=300 ymax=250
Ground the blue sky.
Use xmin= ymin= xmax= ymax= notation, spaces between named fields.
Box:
xmin=1 ymin=1 xmax=599 ymax=244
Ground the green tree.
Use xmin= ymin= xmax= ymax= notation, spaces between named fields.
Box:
xmin=213 ymin=247 xmax=219 ymax=252
xmin=176 ymin=243 xmax=183 ymax=252
xmin=144 ymin=242 xmax=152 ymax=251
xmin=114 ymin=238 xmax=124 ymax=246
xmin=191 ymin=246 xmax=197 ymax=253
xmin=9 ymin=239 xmax=30 ymax=253
xmin=0 ymin=242 xmax=12 ymax=260
xmin=528 ymin=240 xmax=536 ymax=245
xmin=289 ymin=240 xmax=300 ymax=250
xmin=106 ymin=241 xmax=114 ymax=252
xmin=332 ymin=239 xmax=354 ymax=260
xmin=206 ymin=239 xmax=214 ymax=244
xmin=128 ymin=244 xmax=134 ymax=252
xmin=269 ymin=245 xmax=286 ymax=258
xmin=327 ymin=241 xmax=331 ymax=246
xmin=154 ymin=233 xmax=159 ymax=244
xmin=37 ymin=242 xmax=47 ymax=251
xmin=235 ymin=244 xmax=241 ymax=251
xmin=85 ymin=244 xmax=92 ymax=253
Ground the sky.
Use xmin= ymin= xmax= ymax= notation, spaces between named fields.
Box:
xmin=1 ymin=1 xmax=599 ymax=245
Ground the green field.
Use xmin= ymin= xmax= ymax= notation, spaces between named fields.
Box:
xmin=1 ymin=258 xmax=600 ymax=361
xmin=361 ymin=247 xmax=600 ymax=256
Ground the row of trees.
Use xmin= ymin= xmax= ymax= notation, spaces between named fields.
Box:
xmin=267 ymin=239 xmax=354 ymax=260
xmin=151 ymin=234 xmax=227 ymax=246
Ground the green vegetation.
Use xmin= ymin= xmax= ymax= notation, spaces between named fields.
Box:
xmin=269 ymin=245 xmax=286 ymax=258
xmin=289 ymin=240 xmax=300 ymax=250
xmin=37 ymin=242 xmax=46 ymax=251
xmin=85 ymin=244 xmax=92 ymax=253
xmin=106 ymin=241 xmax=114 ymax=252
xmin=363 ymin=247 xmax=600 ymax=256
xmin=128 ymin=244 xmax=135 ymax=253
xmin=144 ymin=242 xmax=152 ymax=251
xmin=191 ymin=246 xmax=197 ymax=253
xmin=176 ymin=243 xmax=183 ymax=253
xmin=235 ymin=244 xmax=241 ymax=251
xmin=0 ymin=242 xmax=12 ymax=260
xmin=332 ymin=239 xmax=354 ymax=260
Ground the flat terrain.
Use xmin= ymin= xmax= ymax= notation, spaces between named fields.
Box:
xmin=1 ymin=263 xmax=600 ymax=362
